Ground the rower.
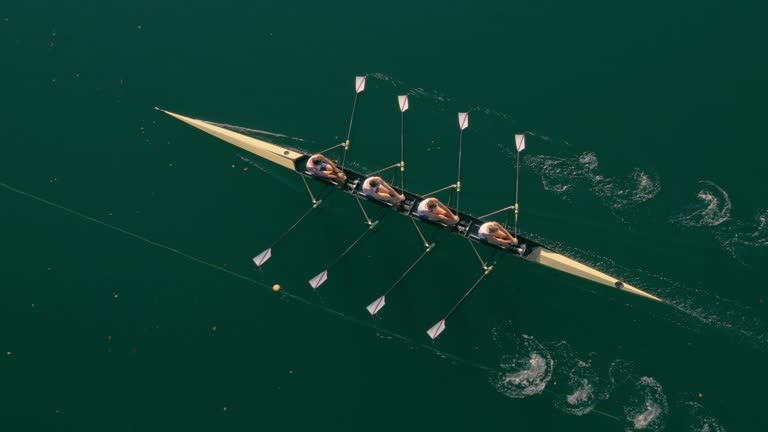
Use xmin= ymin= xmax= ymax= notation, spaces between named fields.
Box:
xmin=307 ymin=154 xmax=347 ymax=184
xmin=416 ymin=197 xmax=459 ymax=227
xmin=362 ymin=176 xmax=405 ymax=206
xmin=478 ymin=221 xmax=518 ymax=249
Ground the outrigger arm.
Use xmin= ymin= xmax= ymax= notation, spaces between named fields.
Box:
xmin=365 ymin=163 xmax=402 ymax=177
xmin=422 ymin=183 xmax=457 ymax=198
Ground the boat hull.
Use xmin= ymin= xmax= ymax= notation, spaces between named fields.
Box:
xmin=159 ymin=109 xmax=663 ymax=303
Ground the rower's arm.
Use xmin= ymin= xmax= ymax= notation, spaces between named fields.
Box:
xmin=320 ymin=156 xmax=342 ymax=173
xmin=437 ymin=202 xmax=458 ymax=219
xmin=381 ymin=183 xmax=401 ymax=198
xmin=385 ymin=183 xmax=400 ymax=195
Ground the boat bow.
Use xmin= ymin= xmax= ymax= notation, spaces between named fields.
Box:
xmin=156 ymin=108 xmax=304 ymax=170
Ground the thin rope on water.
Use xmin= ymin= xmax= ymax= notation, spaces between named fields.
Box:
xmin=0 ymin=182 xmax=488 ymax=368
xmin=1 ymin=181 xmax=624 ymax=423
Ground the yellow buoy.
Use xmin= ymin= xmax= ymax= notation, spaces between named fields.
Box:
xmin=272 ymin=284 xmax=281 ymax=292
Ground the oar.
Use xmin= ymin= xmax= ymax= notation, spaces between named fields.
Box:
xmin=398 ymin=95 xmax=409 ymax=191
xmin=309 ymin=220 xmax=379 ymax=289
xmin=366 ymin=242 xmax=434 ymax=316
xmin=252 ymin=199 xmax=324 ymax=268
xmin=511 ymin=134 xmax=526 ymax=237
xmin=455 ymin=112 xmax=469 ymax=214
xmin=426 ymin=265 xmax=494 ymax=340
xmin=341 ymin=75 xmax=366 ymax=170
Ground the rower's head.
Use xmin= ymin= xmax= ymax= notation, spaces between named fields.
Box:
xmin=488 ymin=225 xmax=499 ymax=233
xmin=369 ymin=179 xmax=380 ymax=187
xmin=311 ymin=157 xmax=322 ymax=166
xmin=427 ymin=200 xmax=438 ymax=210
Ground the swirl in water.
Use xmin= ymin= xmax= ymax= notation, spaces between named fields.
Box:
xmin=684 ymin=401 xmax=727 ymax=432
xmin=490 ymin=332 xmax=554 ymax=399
xmin=672 ymin=180 xmax=732 ymax=227
xmin=524 ymin=151 xmax=660 ymax=211
xmin=623 ymin=377 xmax=668 ymax=431
xmin=493 ymin=351 xmax=554 ymax=399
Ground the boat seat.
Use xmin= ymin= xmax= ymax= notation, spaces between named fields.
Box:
xmin=456 ymin=219 xmax=472 ymax=235
xmin=399 ymin=199 xmax=415 ymax=214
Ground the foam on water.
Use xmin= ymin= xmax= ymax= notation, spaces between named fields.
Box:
xmin=523 ymin=150 xmax=660 ymax=213
xmin=526 ymin=230 xmax=768 ymax=352
xmin=620 ymin=376 xmax=668 ymax=431
xmin=369 ymin=72 xmax=514 ymax=120
xmin=370 ymin=73 xmax=454 ymax=105
xmin=368 ymin=72 xmax=405 ymax=87
xmin=486 ymin=327 xmax=729 ymax=428
xmin=721 ymin=209 xmax=768 ymax=259
xmin=684 ymin=401 xmax=728 ymax=432
xmin=671 ymin=180 xmax=731 ymax=227
xmin=490 ymin=332 xmax=554 ymax=399
xmin=550 ymin=346 xmax=610 ymax=416
xmin=490 ymin=328 xmax=613 ymax=417
xmin=494 ymin=352 xmax=553 ymax=398
xmin=671 ymin=181 xmax=767 ymax=263
xmin=554 ymin=364 xmax=602 ymax=415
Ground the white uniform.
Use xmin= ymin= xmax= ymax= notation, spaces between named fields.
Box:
xmin=478 ymin=222 xmax=513 ymax=248
xmin=478 ymin=222 xmax=495 ymax=239
xmin=417 ymin=198 xmax=437 ymax=218
xmin=362 ymin=177 xmax=381 ymax=198
xmin=307 ymin=156 xmax=327 ymax=175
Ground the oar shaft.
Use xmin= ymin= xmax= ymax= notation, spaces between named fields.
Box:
xmin=341 ymin=92 xmax=359 ymax=170
xmin=326 ymin=221 xmax=378 ymax=270
xmin=514 ymin=148 xmax=521 ymax=237
xmin=383 ymin=243 xmax=433 ymax=296
xmin=456 ymin=129 xmax=463 ymax=213
xmin=271 ymin=187 xmax=333 ymax=249
xmin=444 ymin=266 xmax=494 ymax=320
xmin=400 ymin=110 xmax=405 ymax=191
xmin=270 ymin=205 xmax=316 ymax=249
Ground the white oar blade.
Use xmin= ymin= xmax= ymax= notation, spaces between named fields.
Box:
xmin=355 ymin=76 xmax=367 ymax=93
xmin=458 ymin=112 xmax=469 ymax=130
xmin=252 ymin=248 xmax=272 ymax=267
xmin=366 ymin=296 xmax=386 ymax=316
xmin=398 ymin=95 xmax=409 ymax=112
xmin=427 ymin=319 xmax=447 ymax=340
xmin=515 ymin=134 xmax=526 ymax=152
xmin=308 ymin=270 xmax=329 ymax=289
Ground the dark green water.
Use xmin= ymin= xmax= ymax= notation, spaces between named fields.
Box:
xmin=2 ymin=1 xmax=767 ymax=430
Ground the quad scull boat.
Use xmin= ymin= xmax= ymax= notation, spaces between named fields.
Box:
xmin=156 ymin=77 xmax=662 ymax=340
